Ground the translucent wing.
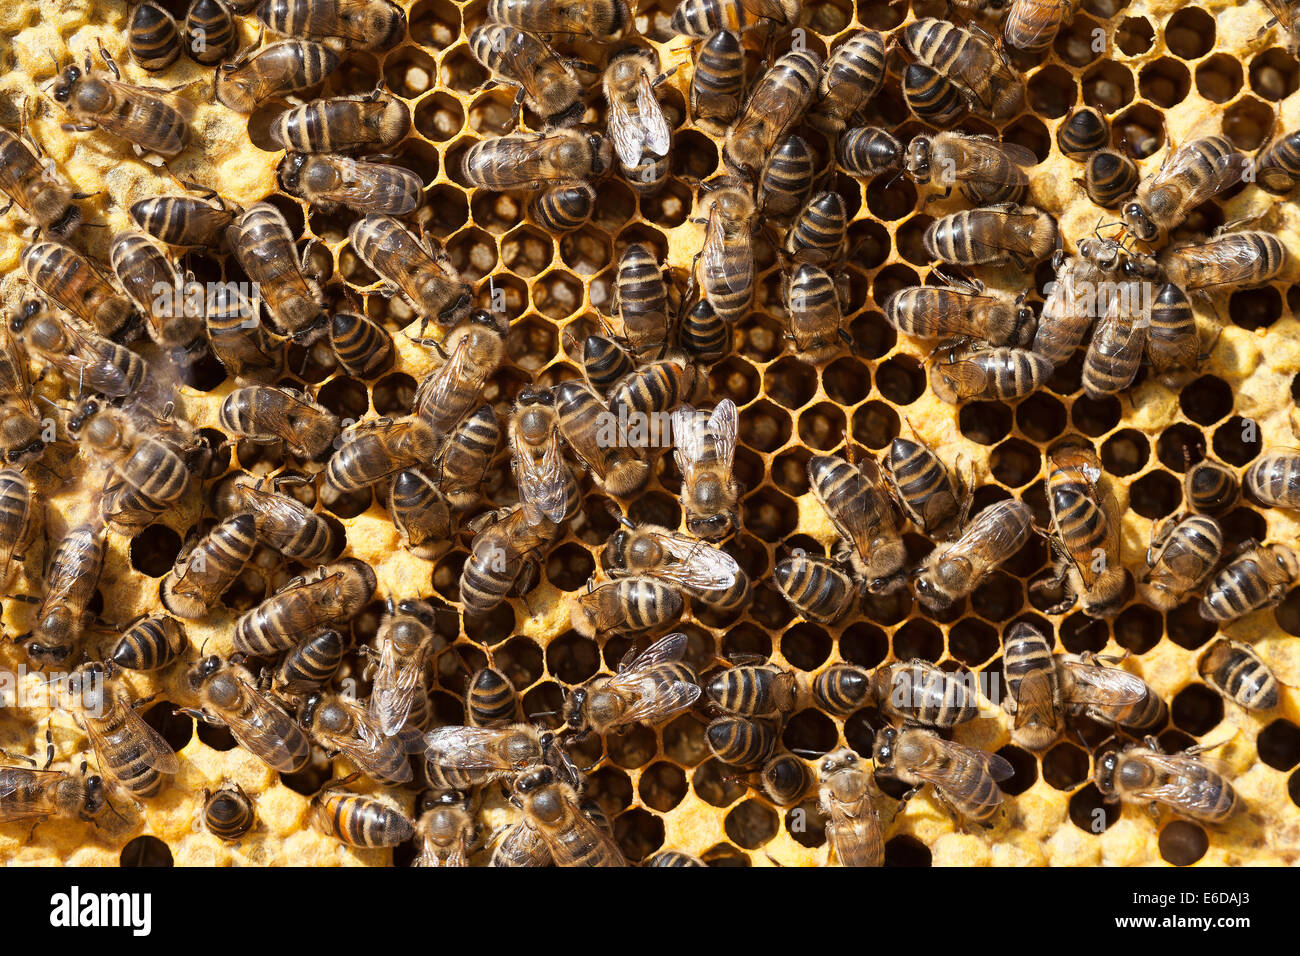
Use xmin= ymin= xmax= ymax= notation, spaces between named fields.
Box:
xmin=42 ymin=528 xmax=103 ymax=611
xmin=608 ymin=87 xmax=646 ymax=168
xmin=617 ymin=679 xmax=702 ymax=726
xmin=217 ymin=678 xmax=309 ymax=772
xmin=1087 ymin=301 xmax=1146 ymax=388
xmin=1012 ymin=669 xmax=1063 ymax=734
xmin=331 ymin=695 xmax=412 ymax=778
xmin=637 ymin=71 xmax=672 ymax=158
xmin=369 ymin=634 xmax=430 ymax=736
xmin=1262 ymin=0 xmax=1300 ymax=30
xmin=0 ymin=769 xmax=59 ymax=822
xmin=424 ymin=725 xmax=517 ymax=771
xmin=940 ymin=737 xmax=1015 ymax=783
xmin=671 ymin=404 xmax=705 ymax=478
xmin=513 ymin=427 xmax=570 ymax=525
xmin=619 ymin=632 xmax=691 ymax=672
xmin=1139 ymin=752 xmax=1234 ymax=814
xmin=933 ymin=353 xmax=990 ymax=400
xmin=1152 ymin=139 xmax=1243 ymax=212
xmin=702 ymin=205 xmax=751 ymax=294
xmin=414 ymin=333 xmax=472 ymax=433
xmin=954 ymin=136 xmax=1038 ymax=183
xmin=1059 ymin=660 xmax=1148 ymax=707
xmin=540 ymin=802 xmax=627 ymax=866
xmin=648 ymin=532 xmax=740 ymax=591
xmin=739 ymin=0 xmax=797 ymax=23
xmin=707 ymin=399 xmax=738 ymax=473
xmin=0 ymin=324 xmax=34 ymax=404
xmin=88 ymin=696 xmax=180 ymax=776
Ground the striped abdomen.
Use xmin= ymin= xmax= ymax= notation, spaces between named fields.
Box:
xmin=1245 ymin=450 xmax=1300 ymax=508
xmin=311 ymin=792 xmax=414 ymax=847
xmin=705 ymin=715 xmax=777 ymax=768
xmin=1161 ymin=232 xmax=1287 ymax=291
xmin=812 ymin=664 xmax=872 ymax=715
xmin=276 ymin=629 xmax=345 ymax=691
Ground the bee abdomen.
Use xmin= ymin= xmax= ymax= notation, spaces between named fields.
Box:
xmin=129 ymin=1 xmax=182 ymax=71
xmin=111 ymin=616 xmax=188 ymax=672
xmin=312 ymin=792 xmax=415 ymax=847
xmin=902 ymin=64 xmax=966 ymax=126
xmin=1245 ymin=451 xmax=1300 ymax=508
xmin=812 ymin=664 xmax=872 ymax=715
xmin=774 ymin=553 xmax=856 ymax=624
xmin=838 ymin=126 xmax=903 ymax=177
xmin=278 ymin=629 xmax=345 ymax=690
xmin=530 ymin=183 xmax=596 ymax=233
xmin=705 ymin=715 xmax=777 ymax=768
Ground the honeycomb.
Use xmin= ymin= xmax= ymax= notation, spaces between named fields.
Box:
xmin=2 ymin=0 xmax=1300 ymax=867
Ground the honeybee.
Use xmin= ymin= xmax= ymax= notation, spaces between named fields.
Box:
xmin=0 ymin=325 xmax=44 ymax=466
xmin=1000 ymin=621 xmax=1064 ymax=751
xmin=757 ymin=754 xmax=812 ymax=805
xmin=1198 ymin=639 xmax=1279 ymax=712
xmin=903 ymin=133 xmax=1036 ymax=205
xmin=705 ymin=714 xmax=777 ymax=767
xmin=873 ymin=726 xmax=1013 ymax=825
xmin=233 ymin=558 xmax=377 ymax=655
xmin=129 ymin=1 xmax=181 ymax=71
xmin=1255 ymin=126 xmax=1300 ymax=194
xmin=724 ymin=50 xmax=821 ymax=180
xmin=301 ymin=691 xmax=415 ymax=785
xmin=272 ymin=628 xmax=346 ymax=695
xmin=368 ymin=599 xmax=440 ymax=738
xmin=21 ymin=242 xmax=139 ymax=343
xmin=231 ymin=475 xmax=336 ymax=563
xmin=604 ymin=46 xmax=672 ymax=174
xmin=512 ymin=766 xmax=627 ymax=866
xmin=810 ymin=31 xmax=886 ymax=137
xmin=65 ymin=663 xmax=179 ymax=799
xmin=216 ymin=39 xmax=342 ymax=113
xmin=1145 ymin=281 xmax=1200 ymax=386
xmin=581 ymin=334 xmax=634 ymax=395
xmin=434 ymin=403 xmax=500 ymax=511
xmin=784 ymin=262 xmax=846 ymax=364
xmin=257 ymin=0 xmax=407 ymax=51
xmin=278 ymin=153 xmax=421 ymax=216
xmin=1056 ymin=106 xmax=1109 ymax=159
xmin=671 ymin=399 xmax=741 ymax=539
xmin=873 ymin=660 xmax=979 ymax=727
xmin=129 ymin=188 xmax=240 ymax=249
xmin=818 ymin=749 xmax=884 ymax=867
xmin=1031 ymin=253 xmax=1102 ymax=368
xmin=329 ymin=310 xmax=394 ymax=379
xmin=1057 ymin=653 xmax=1167 ymax=731
xmin=326 ymin=416 xmax=438 ymax=493
xmin=0 ymin=469 xmax=35 ymax=582
xmin=414 ymin=791 xmax=476 ymax=867
xmin=160 ymin=513 xmax=258 ymax=621
xmin=838 ymin=126 xmax=904 ymax=178
xmin=462 ymin=127 xmax=613 ymax=191
xmin=51 ymin=45 xmax=193 ymax=158
xmin=1160 ymin=232 xmax=1289 ymax=292
xmin=613 ymin=243 xmax=670 ymax=361
xmin=784 ymin=190 xmax=848 ymax=265
xmin=203 ymin=784 xmax=254 ymax=842
xmin=706 ymin=661 xmax=797 ymax=718
xmin=553 ymin=380 xmax=650 ymax=498
xmin=1185 ymin=458 xmax=1239 ymax=515
xmin=349 ymin=215 xmax=472 ymax=329
xmin=669 ymin=0 xmax=799 ymax=36
xmin=1200 ymin=540 xmax=1300 ymax=623
xmin=1095 ymin=737 xmax=1239 ymax=823
xmin=1081 ymin=292 xmax=1145 ymax=400
xmin=12 ymin=301 xmax=146 ymax=400
xmin=902 ymin=64 xmax=967 ymax=127
xmin=183 ymin=656 xmax=312 ymax=773
xmin=424 ymin=723 xmax=553 ymax=787
xmin=227 ymin=202 xmax=326 ymax=340
xmin=885 ymin=281 xmax=1036 ymax=348
xmin=775 ymin=550 xmax=856 ymax=624
xmin=510 ymin=387 xmax=578 ymax=525
xmin=17 ymin=523 xmax=105 ymax=668
xmin=468 ymin=663 xmax=519 ymax=727
xmin=0 ymin=763 xmax=111 ymax=829
xmin=924 ymin=205 xmax=1058 ymax=270
xmin=1123 ymin=136 xmax=1243 ymax=244
xmin=884 ymin=430 xmax=969 ymax=539
xmin=1140 ymin=514 xmax=1223 ymax=611
xmin=109 ymin=232 xmax=203 ymax=354
xmin=572 ymin=576 xmax=684 ymax=637
xmin=760 ymin=135 xmax=814 ymax=216
xmin=1245 ymin=449 xmax=1300 ymax=509
xmin=692 ymin=179 xmax=756 ymax=326
xmin=1083 ymin=149 xmax=1139 ymax=209
xmin=309 ymin=787 xmax=415 ymax=847
xmin=563 ymin=632 xmax=701 ymax=736
xmin=690 ymin=29 xmax=743 ymax=127
xmin=603 ymin=518 xmax=750 ymax=610
xmin=185 ymin=0 xmax=238 ymax=65
xmin=469 ymin=24 xmax=585 ymax=126
xmin=268 ymin=93 xmax=410 ymax=153
xmin=1035 ymin=445 xmax=1125 ymax=618
xmin=678 ymin=301 xmax=730 ymax=364
xmin=530 ymin=182 xmax=598 ymax=230
xmin=1004 ymin=0 xmax=1073 ymax=52
xmin=0 ymin=123 xmax=82 ymax=239
xmin=914 ymin=499 xmax=1032 ymax=611
xmin=219 ymin=386 xmax=339 ymax=460
xmin=807 ymin=452 xmax=905 ymax=593
xmin=608 ymin=358 xmax=699 ymax=432
xmin=460 ymin=506 xmax=561 ymax=613
xmin=902 ymin=18 xmax=1024 ymax=120
xmin=487 ymin=0 xmax=628 ymax=38
xmin=388 ymin=470 xmax=452 ymax=560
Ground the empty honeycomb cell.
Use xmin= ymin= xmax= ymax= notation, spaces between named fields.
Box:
xmin=628 ymin=491 xmax=682 ymax=530
xmin=947 ymin=618 xmax=1000 ymax=666
xmin=996 ymin=745 xmax=1039 ymax=796
xmin=120 ymin=836 xmax=173 ymax=868
xmin=850 ymin=311 xmax=896 ymax=362
xmin=694 ymin=759 xmax=748 ymax=808
xmin=463 ymin=602 xmax=514 ymax=646
xmin=786 ymin=798 xmax=827 ymax=850
xmin=1029 ymin=64 xmax=1079 ymax=117
xmin=1223 ymin=95 xmax=1275 ymax=150
xmin=372 ymin=373 xmax=417 ymax=415
xmin=1043 ymin=742 xmax=1091 ymax=791
xmin=413 ymin=91 xmax=464 ymax=141
xmin=1056 ymin=14 xmax=1104 ymax=68
xmin=1005 ymin=116 xmax=1052 ymax=163
xmin=892 ymin=618 xmax=944 ymax=662
xmin=320 ymin=484 xmax=372 ymax=520
xmin=641 ymin=179 xmax=692 ymax=228
xmin=841 ymin=622 xmax=890 ymax=669
xmin=1278 ymin=589 xmax=1300 ymax=636
xmin=991 ymin=437 xmax=1040 ymax=487
xmin=1158 ymin=821 xmax=1209 ymax=866
xmin=1212 ymin=416 xmax=1263 ymax=466
xmin=1259 ymin=720 xmax=1300 ymax=771
xmin=615 ymin=807 xmax=664 ymax=862
xmin=1179 ymin=375 xmax=1233 ymax=425
xmin=722 ymin=622 xmax=773 ymax=661
xmin=1138 ymin=57 xmax=1190 ymax=108
xmin=875 ymin=355 xmax=926 ymax=406
xmin=725 ymin=799 xmax=781 ymax=850
xmin=506 ymin=316 xmax=557 ymax=370
xmin=864 ymin=586 xmax=914 ymax=625
xmin=1228 ymin=286 xmax=1284 ymax=331
xmin=1069 ymin=783 xmax=1120 ymax=835
xmin=317 ymin=376 xmax=370 ymax=423
xmin=674 ymin=130 xmax=719 ymax=180
xmin=544 ymin=631 xmax=600 ymax=685
xmin=1017 ymin=393 xmax=1067 ymax=443
xmin=1219 ymin=507 xmax=1268 ymax=552
xmin=742 ymin=488 xmax=799 ymax=542
xmin=129 ymin=525 xmax=182 ymax=577
xmin=655 ymin=712 xmax=706 ymax=769
xmin=1156 ymin=422 xmax=1207 ymax=471
xmin=592 ymin=181 xmax=638 ymax=234
xmin=852 ymin=400 xmax=900 ymax=450
xmin=732 ymin=451 xmax=766 ymax=500
xmin=750 ymin=585 xmax=795 ymax=630
xmin=1058 ymin=612 xmax=1110 ymax=654
xmin=702 ymin=843 xmax=751 ymax=867
xmin=873 ymin=265 xmax=922 ymax=310
xmin=1045 ymin=350 xmax=1085 ymax=397
xmin=894 ymin=215 xmax=933 ymax=267
xmin=222 ymin=570 xmax=266 ymax=613
xmin=1100 ymin=428 xmax=1149 ymax=476
xmin=764 ymin=357 xmax=818 ymax=409
xmin=1195 ymin=52 xmax=1244 ymax=104
xmin=865 ymin=176 xmax=917 ymax=221
xmin=195 ymin=720 xmax=237 ymax=753
xmin=523 ymin=682 xmax=566 ymax=731
xmin=884 ymin=834 xmax=932 ymax=867
xmin=1158 ymin=729 xmax=1197 ymax=754
xmin=1251 ymin=47 xmax=1300 ymax=100
xmin=1113 ymin=604 xmax=1163 ymax=654
xmin=848 ymin=218 xmax=891 ymax=271
xmin=958 ymin=401 xmax=1013 ymax=445
xmin=842 ymin=710 xmax=879 ymax=758
xmin=1113 ymin=103 xmax=1165 ymax=158
xmin=780 ymin=623 xmax=832 ymax=671
xmin=639 ymin=762 xmax=688 ymax=813
xmin=1165 ymin=601 xmax=1218 ymax=650
xmin=1171 ymin=683 xmax=1224 ymax=736
xmin=1129 ymin=470 xmax=1182 ymax=519
xmin=797 ymin=402 xmax=847 ymax=451
xmin=783 ymin=709 xmax=839 ymax=757
xmin=143 ymin=701 xmax=193 ymax=753
xmin=739 ymin=400 xmax=793 ymax=453
xmin=823 ymin=357 xmax=872 ymax=405
xmin=971 ymin=571 xmax=1025 ymax=623
xmin=1114 ymin=15 xmax=1154 ymax=55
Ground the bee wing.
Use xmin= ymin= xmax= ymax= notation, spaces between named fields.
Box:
xmin=42 ymin=528 xmax=103 ymax=609
xmin=1059 ymin=661 xmax=1148 ymax=707
xmin=608 ymin=87 xmax=646 ymax=168
xmin=942 ymin=737 xmax=1016 ymax=783
xmin=957 ymin=138 xmax=1037 ymax=183
xmin=513 ymin=427 xmax=570 ymax=525
xmin=87 ymin=697 xmax=180 ymax=776
xmin=933 ymin=354 xmax=989 ymax=401
xmin=671 ymin=404 xmax=705 ymax=475
xmin=617 ymin=632 xmax=690 ymax=673
xmin=738 ymin=0 xmax=797 ymax=23
xmin=636 ymin=71 xmax=672 ymax=159
xmin=1012 ymin=669 xmax=1062 ymax=733
xmin=414 ymin=334 xmax=472 ymax=431
xmin=218 ymin=679 xmax=309 ymax=770
xmin=1139 ymin=752 xmax=1234 ymax=812
xmin=617 ymin=679 xmax=702 ymax=726
xmin=541 ymin=801 xmax=626 ymax=866
xmin=708 ymin=399 xmax=738 ymax=472
xmin=702 ymin=206 xmax=750 ymax=295
xmin=0 ymin=770 xmax=60 ymax=822
xmin=1261 ymin=0 xmax=1300 ymax=28
xmin=0 ymin=325 xmax=34 ymax=403
xmin=369 ymin=637 xmax=428 ymax=737
xmin=424 ymin=725 xmax=515 ymax=770
xmin=104 ymin=76 xmax=197 ymax=123
xmin=1153 ymin=140 xmax=1242 ymax=207
xmin=651 ymin=532 xmax=740 ymax=591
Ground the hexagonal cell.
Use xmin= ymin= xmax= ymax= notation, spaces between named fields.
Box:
xmin=628 ymin=490 xmax=682 ymax=529
xmin=1219 ymin=507 xmax=1268 ymax=553
xmin=741 ymin=487 xmax=798 ymax=543
xmin=498 ymin=224 xmax=551 ymax=278
xmin=848 ymin=218 xmax=891 ymax=271
xmin=1113 ymin=604 xmax=1163 ymax=654
xmin=1155 ymin=423 xmax=1205 ymax=471
xmin=1251 ymin=47 xmax=1300 ymax=101
xmin=607 ymin=723 xmax=658 ymax=770
xmin=865 ymin=175 xmax=916 ymax=221
xmin=739 ymin=400 xmax=793 ymax=452
xmin=948 ymin=618 xmax=1000 ymax=666
xmin=996 ymin=745 xmax=1039 ymax=796
xmin=130 ymin=525 xmax=182 ymax=577
xmin=892 ymin=618 xmax=944 ymax=662
xmin=1166 ymin=601 xmax=1218 ymax=650
xmin=1224 ymin=95 xmax=1275 ymax=150
xmin=738 ymin=315 xmax=786 ymax=363
xmin=409 ymin=0 xmax=459 ymax=45
xmin=763 ymin=356 xmax=817 ymax=409
xmin=797 ymin=402 xmax=846 ymax=451
xmin=1128 ymin=470 xmax=1182 ymax=520
xmin=823 ymin=357 xmax=872 ymax=405
xmin=1138 ymin=57 xmax=1190 ymax=108
xmin=884 ymin=834 xmax=932 ymax=866
xmin=1099 ymin=428 xmax=1149 ymax=477
xmin=1113 ymin=103 xmax=1164 ymax=158
xmin=693 ymin=758 xmax=747 ymax=807
xmin=1114 ymin=15 xmax=1154 ymax=55
xmin=372 ymin=373 xmax=416 ymax=415
xmin=120 ymin=835 xmax=173 ymax=868
xmin=724 ymin=799 xmax=780 ymax=849
xmin=1229 ymin=286 xmax=1284 ymax=331
xmin=1057 ymin=611 xmax=1109 ymax=654
xmin=1158 ymin=821 xmax=1208 ymax=866
xmin=1259 ymin=719 xmax=1300 ymax=771
xmin=639 ymin=761 xmax=688 ymax=813
xmin=384 ymin=46 xmax=436 ymax=98
xmin=1166 ymin=8 xmax=1215 ymax=59
xmin=782 ymin=709 xmax=838 ymax=757
xmin=958 ymin=401 xmax=1013 ymax=445
xmin=1017 ymin=393 xmax=1067 ymax=443
xmin=1043 ymin=742 xmax=1091 ymax=790
xmin=1055 ymin=14 xmax=1103 ymax=67
xmin=1028 ymin=65 xmax=1077 ymax=118
xmin=532 ymin=270 xmax=584 ymax=321
xmin=1005 ymin=115 xmax=1052 ymax=163
xmin=971 ymin=571 xmax=1024 ymax=625
xmin=1083 ymin=61 xmax=1135 ymax=113
xmin=1194 ymin=53 xmax=1244 ymax=105
xmin=559 ymin=225 xmax=611 ymax=276
xmin=1212 ymin=416 xmax=1263 ymax=466
xmin=674 ymin=130 xmax=719 ymax=180
xmin=413 ymin=91 xmax=464 ymax=142
xmin=991 ymin=437 xmax=1040 ymax=487
xmin=1069 ymin=783 xmax=1120 ymax=834
xmin=876 ymin=354 xmax=925 ymax=406
xmin=485 ymin=636 xmax=542 ymax=698
xmin=464 ymin=601 xmax=515 ymax=645
xmin=615 ymin=807 xmax=664 ymax=862
xmin=780 ymin=622 xmax=832 ymax=671
xmin=1179 ymin=375 xmax=1233 ymax=426
xmin=440 ymin=43 xmax=488 ymax=94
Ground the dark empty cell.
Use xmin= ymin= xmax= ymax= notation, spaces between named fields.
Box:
xmin=1046 ymin=349 xmax=1085 ymax=397
xmin=865 ymin=175 xmax=916 ymax=221
xmin=771 ymin=448 xmax=813 ymax=498
xmin=586 ymin=767 xmax=635 ymax=819
xmin=742 ymin=488 xmax=799 ymax=543
xmin=320 ymin=485 xmax=371 ymax=520
xmin=1059 ymin=612 xmax=1110 ymax=654
xmin=823 ymin=357 xmax=872 ymax=405
xmin=693 ymin=758 xmax=748 ymax=807
xmin=850 ymin=311 xmax=896 ymax=359
xmin=673 ymin=129 xmax=718 ymax=179
xmin=723 ymin=622 xmax=772 ymax=661
xmin=702 ymin=843 xmax=751 ymax=867
xmin=1165 ymin=8 xmax=1214 ymax=58
xmin=1228 ymin=286 xmax=1283 ymax=331
xmin=996 ymin=746 xmax=1038 ymax=796
xmin=884 ymin=834 xmax=932 ymax=867
xmin=851 ymin=400 xmax=900 ymax=449
xmin=182 ymin=352 xmax=229 ymax=393
xmin=196 ymin=720 xmax=237 ymax=752
xmin=642 ymin=180 xmax=691 ymax=228
xmin=120 ymin=835 xmax=173 ymax=867
xmin=1224 ymin=96 xmax=1276 ymax=151
xmin=948 ymin=618 xmax=1000 ymax=666
xmin=463 ymin=602 xmax=514 ymax=646
xmin=1028 ymin=64 xmax=1077 ymax=117
xmin=1158 ymin=729 xmax=1197 ymax=755
xmin=1004 ymin=116 xmax=1051 ymax=163
xmin=371 ymin=373 xmax=416 ymax=415
xmin=1251 ymin=47 xmax=1300 ymax=100
xmin=628 ymin=491 xmax=681 ymax=529
xmin=895 ymin=215 xmax=934 ymax=266
xmin=316 ymin=376 xmax=368 ymax=422
xmin=786 ymin=797 xmax=827 ymax=848
xmin=1138 ymin=58 xmax=1190 ymax=108
xmin=724 ymin=799 xmax=780 ymax=850
xmin=1113 ymin=604 xmax=1163 ymax=655
xmin=1129 ymin=470 xmax=1182 ymax=519
xmin=841 ymin=622 xmax=889 ymax=668
xmin=1017 ymin=393 xmax=1067 ymax=442
xmin=712 ymin=356 xmax=762 ymax=407
xmin=958 ymin=401 xmax=1013 ymax=445
xmin=1113 ymin=103 xmax=1165 ymax=158
xmin=1259 ymin=719 xmax=1300 ymax=771
xmin=1156 ymin=423 xmax=1207 ymax=471
xmin=662 ymin=713 xmax=708 ymax=768
xmin=1082 ymin=61 xmax=1135 ymax=112
xmin=863 ymin=584 xmax=912 ymax=624
xmin=1158 ymin=821 xmax=1209 ymax=866
xmin=764 ymin=357 xmax=819 ymax=412
xmin=843 ymin=709 xmax=881 ymax=758
xmin=1055 ymin=14 xmax=1102 ymax=68
xmin=1069 ymin=783 xmax=1119 ymax=834
xmin=872 ymin=265 xmax=921 ymax=310
xmin=1179 ymin=376 xmax=1233 ymax=425
xmin=615 ymin=808 xmax=664 ymax=862
xmin=781 ymin=623 xmax=832 ymax=671
xmin=1219 ymin=507 xmax=1267 ymax=553
xmin=849 ymin=218 xmax=891 ymax=271
xmin=142 ymin=700 xmax=192 ymax=753
xmin=1114 ymin=15 xmax=1154 ymax=54
xmin=893 ymin=619 xmax=944 ymax=662
xmin=1213 ymin=416 xmax=1262 ymax=466
xmin=523 ymin=683 xmax=566 ymax=731
xmin=798 ymin=403 xmax=847 ymax=451
xmin=639 ymin=762 xmax=688 ymax=813
xmin=607 ymin=723 xmax=658 ymax=770
xmin=1165 ymin=600 xmax=1218 ymax=650
xmin=1043 ymin=743 xmax=1090 ymax=790
xmin=971 ymin=571 xmax=1024 ymax=623
xmin=875 ymin=355 xmax=926 ymax=405
xmin=739 ymin=400 xmax=793 ymax=452
xmin=991 ymin=437 xmax=1040 ymax=487
xmin=1171 ymin=683 xmax=1224 ymax=736
xmin=496 ymin=639 xmax=543 ymax=698
xmin=783 ymin=709 xmax=839 ymax=757
xmin=545 ymin=631 xmax=600 ymax=685
xmin=1099 ymin=430 xmax=1149 ymax=476
xmin=130 ymin=525 xmax=182 ymax=577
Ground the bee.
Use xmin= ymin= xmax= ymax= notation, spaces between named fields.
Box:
xmin=690 ymin=29 xmax=743 ymax=127
xmin=1057 ymin=653 xmax=1167 ymax=731
xmin=0 ymin=764 xmax=110 ymax=828
xmin=1255 ymin=127 xmax=1300 ymax=195
xmin=185 ymin=0 xmax=238 ymax=65
xmin=884 ymin=432 xmax=966 ymax=539
xmin=468 ymin=665 xmax=519 ymax=727
xmin=530 ymin=183 xmax=597 ymax=231
xmin=52 ymin=45 xmax=193 ymax=158
xmin=65 ymin=663 xmax=179 ymax=798
xmin=0 ymin=123 xmax=83 ymax=239
xmin=216 ymin=39 xmax=341 ymax=113
xmin=706 ymin=662 xmax=797 ymax=718
xmin=257 ymin=0 xmax=407 ymax=51
xmin=160 ymin=514 xmax=258 ymax=621
xmin=301 ymin=691 xmax=414 ymax=785
xmin=1056 ymin=106 xmax=1109 ymax=160
xmin=902 ymin=18 xmax=1024 ymax=120
xmin=21 ymin=242 xmax=139 ymax=343
xmin=487 ymin=0 xmax=629 ymax=38
xmin=679 ymin=300 xmax=730 ymax=364
xmin=0 ymin=325 xmax=44 ymax=466
xmin=411 ymin=312 xmax=506 ymax=435
xmin=572 ymin=575 xmax=684 ymax=637
xmin=692 ymin=179 xmax=756 ymax=326
xmin=784 ymin=190 xmax=848 ymax=265
xmin=705 ymin=715 xmax=777 ymax=768
xmin=1140 ymin=514 xmax=1223 ymax=611
xmin=1245 ymin=449 xmax=1300 ymax=509
xmin=414 ymin=791 xmax=476 ymax=867
xmin=1159 ymin=232 xmax=1288 ymax=292
xmin=461 ymin=127 xmax=613 ymax=191
xmin=512 ymin=766 xmax=628 ymax=866
xmin=1123 ymin=136 xmax=1243 ymax=243
xmin=1185 ymin=458 xmax=1239 ymax=515
xmin=613 ymin=243 xmax=670 ymax=360
xmin=1081 ymin=292 xmax=1146 ymax=399
xmin=267 ymin=93 xmax=410 ymax=153
xmin=775 ymin=551 xmax=856 ymax=625
xmin=1000 ymin=621 xmax=1064 ymax=751
xmin=309 ymin=788 xmax=415 ymax=847
xmin=369 ymin=599 xmax=441 ymax=737
xmin=1143 ymin=281 xmax=1200 ymax=386
xmin=904 ymin=133 xmax=1036 ymax=205
xmin=885 ymin=281 xmax=1036 ymax=348
xmin=231 ymin=475 xmax=336 ymax=563
xmin=273 ymin=628 xmax=346 ymax=694
xmin=469 ymin=24 xmax=584 ymax=125
xmin=818 ymin=749 xmax=883 ymax=867
xmin=873 ymin=726 xmax=1013 ymax=825
xmin=326 ymin=417 xmax=437 ymax=493
xmin=489 ymin=818 xmax=552 ymax=866
xmin=202 ymin=784 xmax=254 ymax=842
xmin=724 ymin=50 xmax=821 ymax=180
xmin=510 ymin=387 xmax=578 ymax=525
xmin=807 ymin=453 xmax=905 ymax=593
xmin=646 ymin=850 xmax=705 ymax=866
xmin=1200 ymin=540 xmax=1300 ymax=622
xmin=17 ymin=523 xmax=105 ymax=668
xmin=1035 ymin=445 xmax=1125 ymax=618
xmin=604 ymin=46 xmax=672 ymax=175
xmin=784 ymin=261 xmax=846 ymax=363
xmin=13 ymin=302 xmax=146 ymax=400
xmin=388 ymin=470 xmax=451 ymax=561
xmin=328 ymin=310 xmax=394 ymax=379
xmin=837 ymin=126 xmax=903 ymax=178
xmin=227 ymin=202 xmax=326 ymax=339
xmin=129 ymin=1 xmax=182 ymax=71
xmin=1004 ymin=0 xmax=1073 ymax=52
xmin=873 ymin=660 xmax=979 ymax=727
xmin=608 ymin=357 xmax=699 ymax=433
xmin=914 ymin=500 xmax=1033 ymax=611
xmin=219 ymin=386 xmax=339 ymax=461
xmin=581 ymin=334 xmax=635 ymax=395
xmin=808 ymin=31 xmax=886 ymax=137
xmin=924 ymin=205 xmax=1057 ymax=270
xmin=745 ymin=753 xmax=811 ymax=806
xmin=669 ymin=0 xmax=799 ymax=37
xmin=233 ymin=558 xmax=377 ymax=656
xmin=672 ymin=399 xmax=741 ymax=539
xmin=109 ymin=232 xmax=204 ymax=354
xmin=553 ymin=380 xmax=650 ymax=498
xmin=1198 ymin=639 xmax=1279 ymax=712
xmin=129 ymin=189 xmax=240 ymax=249
xmin=183 ymin=656 xmax=312 ymax=773
xmin=278 ymin=153 xmax=422 ymax=216
xmin=435 ymin=403 xmax=500 ymax=511
xmin=0 ymin=468 xmax=35 ymax=581
xmin=423 ymin=723 xmax=553 ymax=787
xmin=901 ymin=64 xmax=967 ymax=127
xmin=930 ymin=342 xmax=1053 ymax=404
xmin=1082 ymin=149 xmax=1139 ymax=209
xmin=563 ymin=632 xmax=701 ymax=736
xmin=760 ymin=135 xmax=815 ymax=216
xmin=603 ymin=518 xmax=750 ymax=610
xmin=1031 ymin=253 xmax=1101 ymax=368
xmin=461 ymin=506 xmax=561 ymax=613
xmin=1094 ymin=738 xmax=1239 ymax=823
xmin=349 ymin=215 xmax=472 ymax=329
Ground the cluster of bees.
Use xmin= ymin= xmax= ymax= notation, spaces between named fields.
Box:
xmin=0 ymin=0 xmax=1298 ymax=866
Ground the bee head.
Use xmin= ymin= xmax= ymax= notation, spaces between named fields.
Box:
xmin=52 ymin=65 xmax=80 ymax=102
xmin=904 ymin=135 xmax=933 ymax=184
xmin=278 ymin=152 xmax=308 ymax=192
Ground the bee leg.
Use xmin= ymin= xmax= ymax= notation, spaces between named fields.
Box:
xmin=0 ymin=198 xmax=12 ymax=216
xmin=0 ymin=749 xmax=37 ymax=766
xmin=97 ymin=40 xmax=120 ymax=79
xmin=509 ymin=88 xmax=526 ymax=129
xmin=891 ymin=785 xmax=923 ymax=822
